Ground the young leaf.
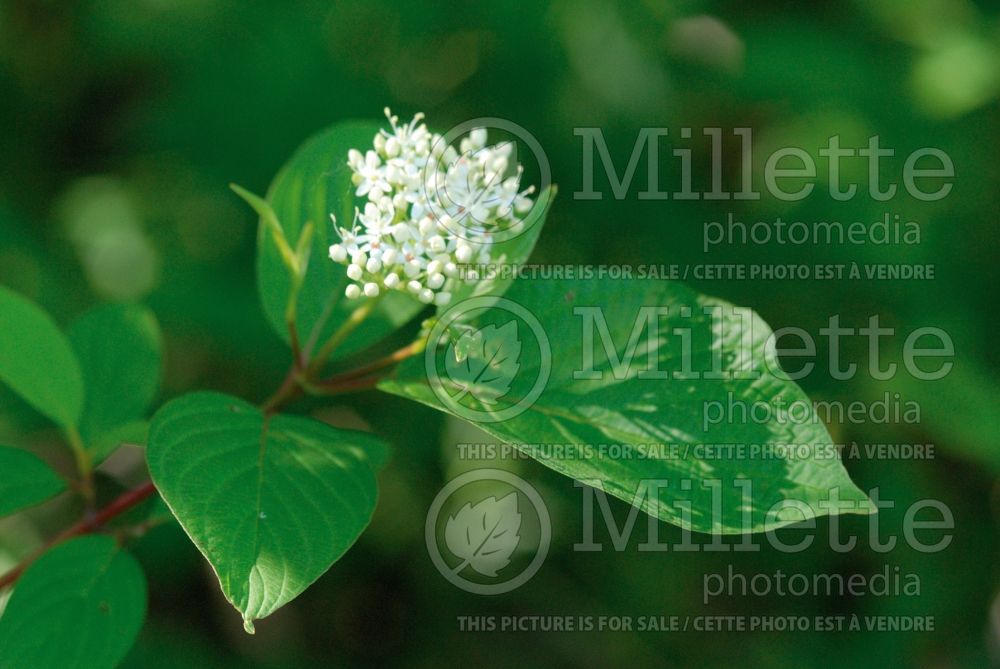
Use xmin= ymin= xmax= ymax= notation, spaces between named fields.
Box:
xmin=380 ymin=277 xmax=873 ymax=534
xmin=0 ymin=446 xmax=66 ymax=517
xmin=0 ymin=285 xmax=84 ymax=428
xmin=87 ymin=420 xmax=150 ymax=463
xmin=254 ymin=121 xmax=423 ymax=362
xmin=0 ymin=535 xmax=147 ymax=669
xmin=146 ymin=392 xmax=385 ymax=632
xmin=68 ymin=303 xmax=162 ymax=458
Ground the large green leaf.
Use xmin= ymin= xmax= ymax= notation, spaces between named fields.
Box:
xmin=0 ymin=446 xmax=66 ymax=517
xmin=0 ymin=535 xmax=146 ymax=669
xmin=255 ymin=121 xmax=424 ymax=362
xmin=0 ymin=285 xmax=84 ymax=428
xmin=68 ymin=303 xmax=162 ymax=458
xmin=381 ymin=277 xmax=873 ymax=534
xmin=146 ymin=392 xmax=384 ymax=632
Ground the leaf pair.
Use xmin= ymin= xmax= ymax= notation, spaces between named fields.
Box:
xmin=0 ymin=285 xmax=161 ymax=462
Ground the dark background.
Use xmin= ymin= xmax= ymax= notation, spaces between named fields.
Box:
xmin=1 ymin=0 xmax=998 ymax=666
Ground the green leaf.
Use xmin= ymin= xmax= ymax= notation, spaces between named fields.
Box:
xmin=443 ymin=185 xmax=556 ymax=310
xmin=146 ymin=392 xmax=384 ymax=632
xmin=68 ymin=303 xmax=162 ymax=457
xmin=380 ymin=277 xmax=873 ymax=534
xmin=0 ymin=535 xmax=147 ymax=669
xmin=0 ymin=285 xmax=84 ymax=428
xmin=88 ymin=420 xmax=151 ymax=463
xmin=254 ymin=121 xmax=423 ymax=362
xmin=0 ymin=446 xmax=66 ymax=517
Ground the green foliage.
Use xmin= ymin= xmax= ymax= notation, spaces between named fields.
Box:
xmin=0 ymin=536 xmax=146 ymax=669
xmin=68 ymin=304 xmax=162 ymax=459
xmin=0 ymin=285 xmax=84 ymax=429
xmin=0 ymin=113 xmax=876 ymax=662
xmin=0 ymin=446 xmax=66 ymax=517
xmin=146 ymin=392 xmax=384 ymax=632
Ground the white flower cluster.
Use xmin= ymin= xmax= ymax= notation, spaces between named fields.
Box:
xmin=328 ymin=109 xmax=535 ymax=305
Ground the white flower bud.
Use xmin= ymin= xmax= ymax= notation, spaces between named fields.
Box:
xmin=347 ymin=263 xmax=363 ymax=281
xmin=418 ymin=217 xmax=435 ymax=235
xmin=418 ymin=288 xmax=435 ymax=304
xmin=384 ymin=272 xmax=400 ymax=289
xmin=455 ymin=244 xmax=473 ymax=263
xmin=470 ymin=128 xmax=488 ymax=148
xmin=427 ymin=272 xmax=445 ymax=289
xmin=427 ymin=235 xmax=446 ymax=253
xmin=444 ymin=262 xmax=458 ymax=277
xmin=426 ymin=259 xmax=443 ymax=275
xmin=329 ymin=244 xmax=347 ymax=262
xmin=345 ymin=284 xmax=361 ymax=299
xmin=434 ymin=291 xmax=451 ymax=306
xmin=404 ymin=260 xmax=421 ymax=277
xmin=364 ymin=282 xmax=380 ymax=298
xmin=407 ymin=280 xmax=422 ymax=294
xmin=381 ymin=247 xmax=398 ymax=265
xmin=392 ymin=224 xmax=411 ymax=242
xmin=366 ymin=257 xmax=382 ymax=274
xmin=385 ymin=136 xmax=400 ymax=157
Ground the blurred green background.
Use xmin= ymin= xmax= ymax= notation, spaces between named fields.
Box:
xmin=1 ymin=0 xmax=999 ymax=666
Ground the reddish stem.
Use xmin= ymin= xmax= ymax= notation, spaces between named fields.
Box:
xmin=0 ymin=481 xmax=157 ymax=591
xmin=314 ymin=340 xmax=422 ymax=391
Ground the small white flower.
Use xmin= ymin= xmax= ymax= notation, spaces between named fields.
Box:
xmin=363 ymin=282 xmax=380 ymax=298
xmin=345 ymin=284 xmax=361 ymax=299
xmin=352 ymin=150 xmax=390 ymax=197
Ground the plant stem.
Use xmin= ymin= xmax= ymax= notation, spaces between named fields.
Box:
xmin=307 ymin=297 xmax=381 ymax=375
xmin=287 ymin=319 xmax=303 ymax=369
xmin=312 ymin=338 xmax=425 ymax=391
xmin=65 ymin=426 xmax=95 ymax=508
xmin=0 ymin=481 xmax=156 ymax=591
xmin=260 ymin=366 xmax=304 ymax=415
